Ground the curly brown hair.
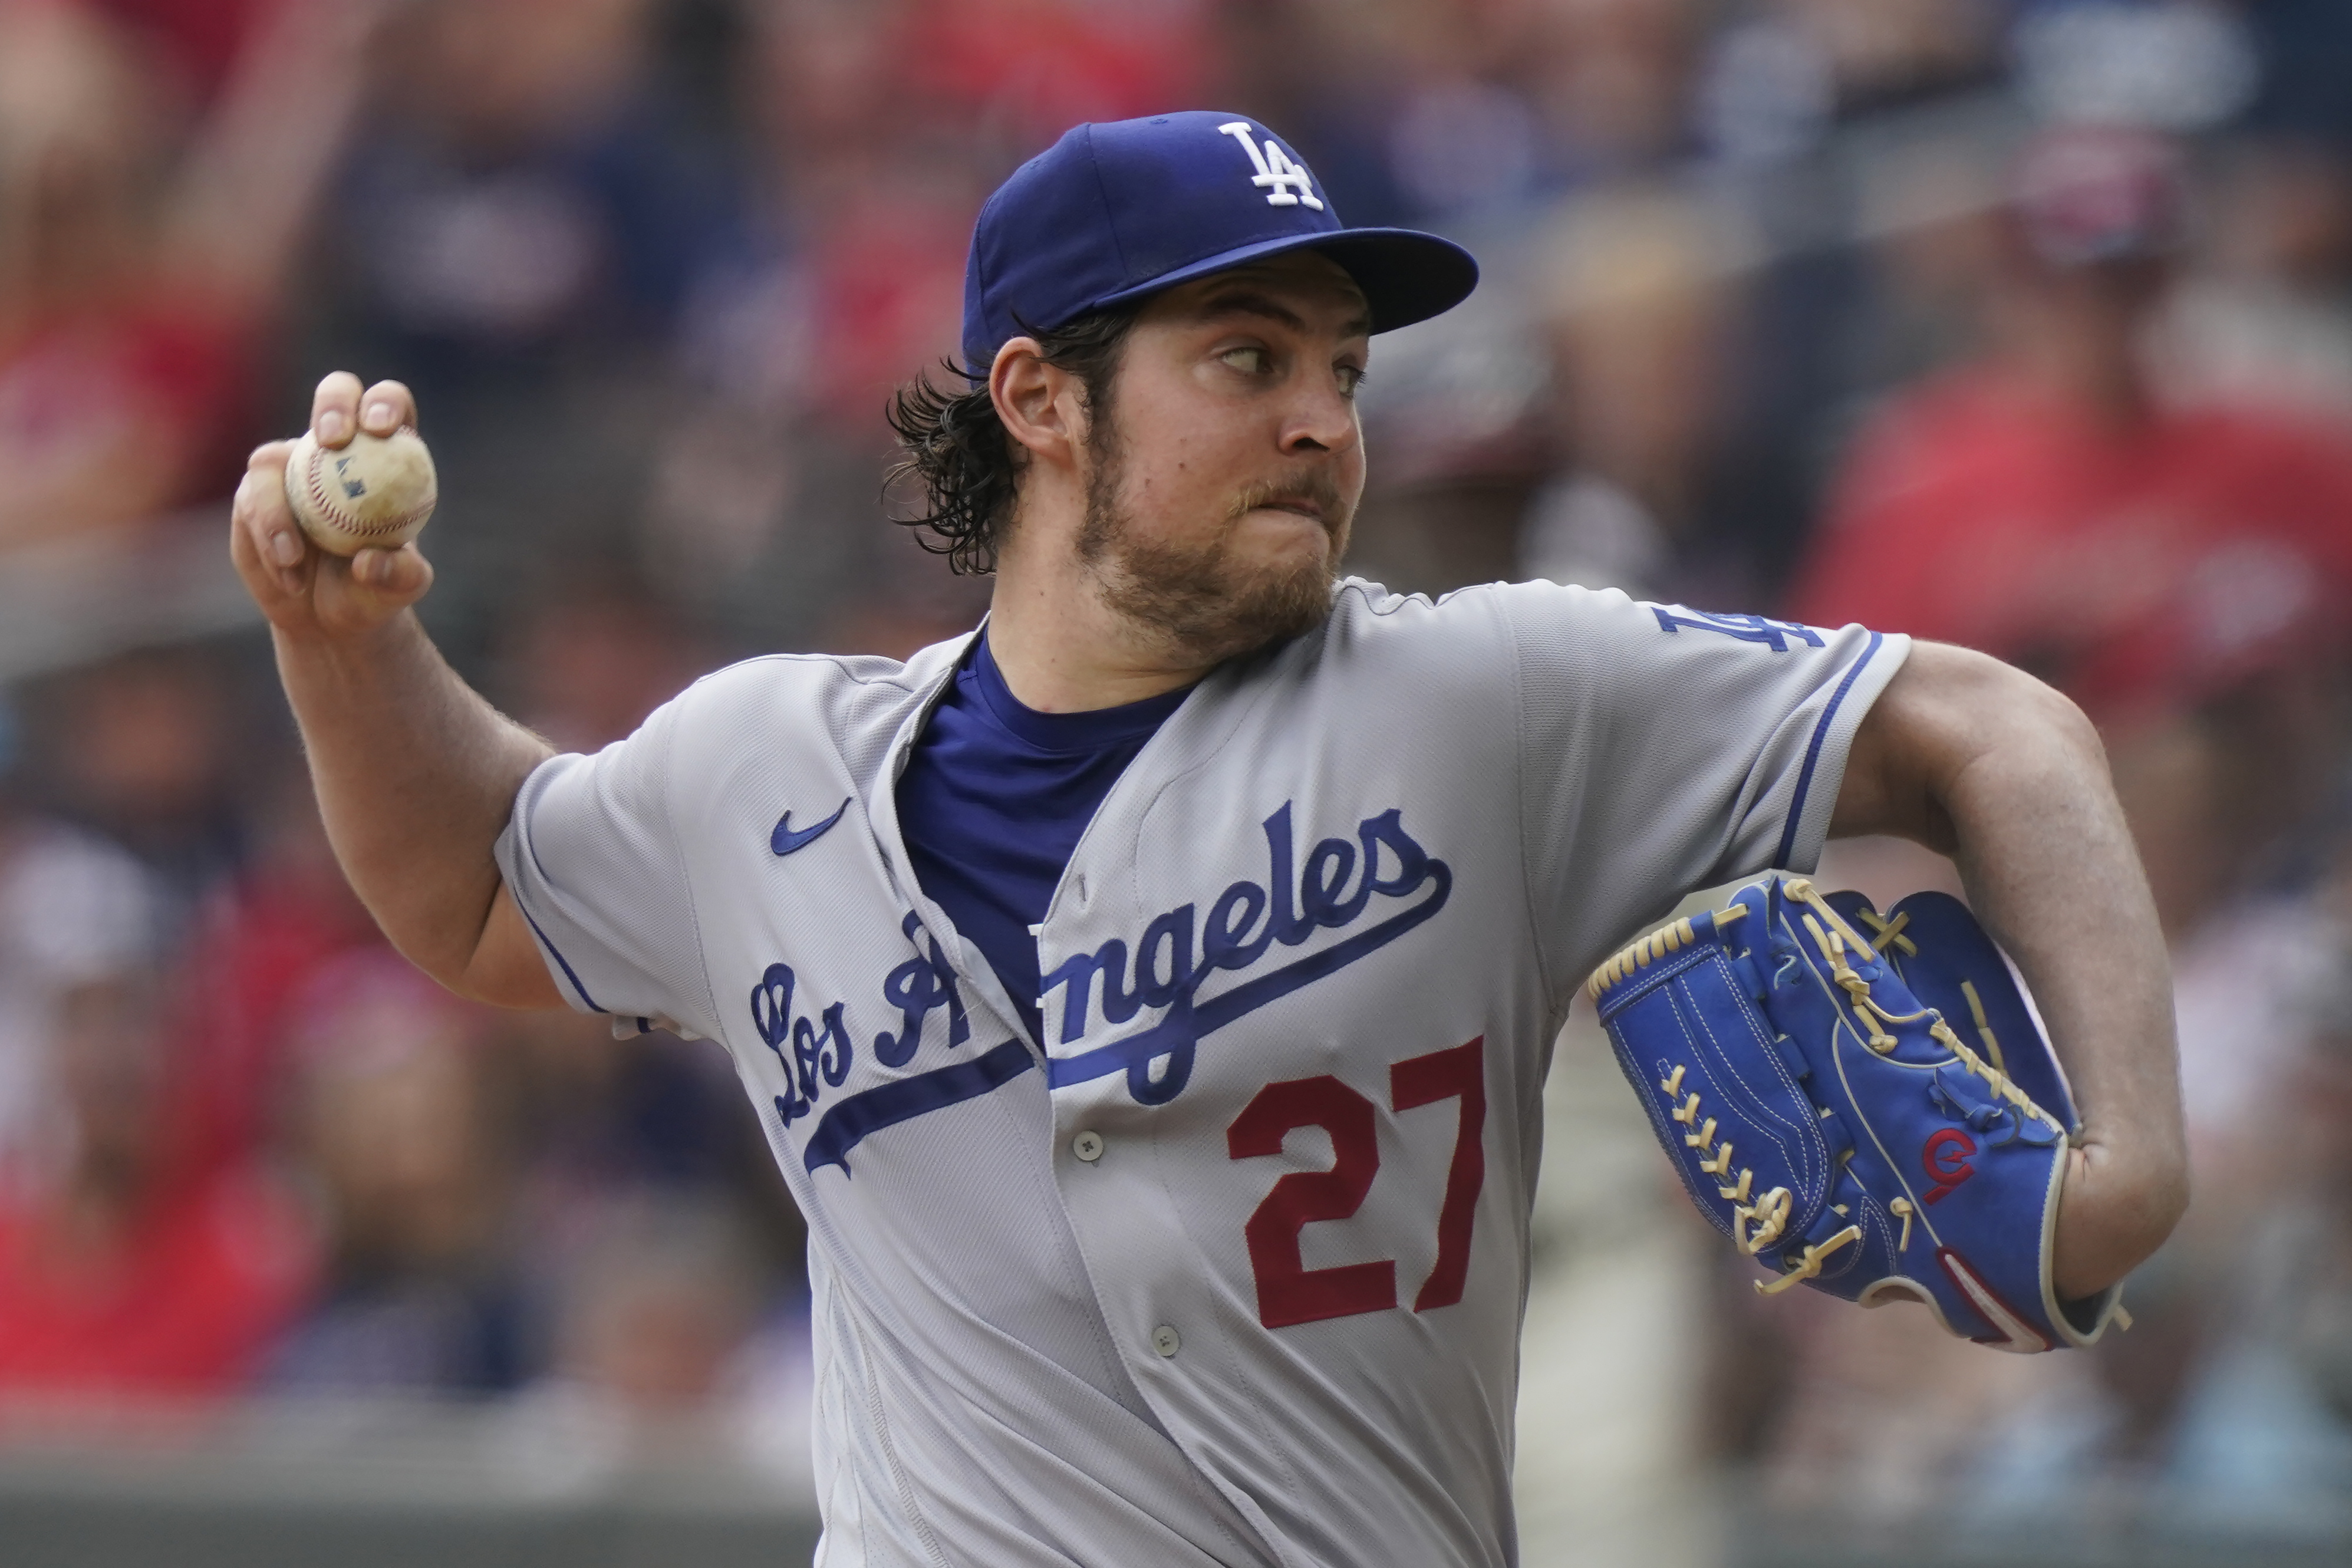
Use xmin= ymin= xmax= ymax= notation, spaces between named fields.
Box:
xmin=884 ymin=306 xmax=1141 ymax=575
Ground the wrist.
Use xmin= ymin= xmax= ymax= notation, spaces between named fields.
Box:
xmin=272 ymin=607 xmax=421 ymax=672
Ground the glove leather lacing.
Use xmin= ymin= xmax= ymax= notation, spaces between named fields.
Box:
xmin=1783 ymin=880 xmax=2054 ymax=1136
xmin=1593 ymin=904 xmax=1822 ymax=1280
xmin=1656 ymin=1059 xmax=1798 ymax=1265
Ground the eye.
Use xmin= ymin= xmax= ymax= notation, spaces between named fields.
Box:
xmin=1336 ymin=364 xmax=1368 ymax=399
xmin=1220 ymin=345 xmax=1271 ymax=375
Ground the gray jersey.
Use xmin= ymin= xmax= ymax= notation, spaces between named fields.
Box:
xmin=497 ymin=578 xmax=1908 ymax=1567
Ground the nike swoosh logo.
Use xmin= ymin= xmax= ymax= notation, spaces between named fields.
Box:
xmin=772 ymin=799 xmax=851 ymax=857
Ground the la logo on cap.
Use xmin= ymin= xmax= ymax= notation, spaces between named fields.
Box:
xmin=957 ymin=110 xmax=1475 ymax=370
xmin=1217 ymin=121 xmax=1324 ymax=212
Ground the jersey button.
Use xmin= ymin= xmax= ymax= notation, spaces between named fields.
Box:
xmin=1071 ymin=1131 xmax=1105 ymax=1163
xmin=1151 ymin=1325 xmax=1181 ymax=1358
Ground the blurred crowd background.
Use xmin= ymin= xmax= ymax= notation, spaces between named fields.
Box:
xmin=2 ymin=0 xmax=2351 ymax=1562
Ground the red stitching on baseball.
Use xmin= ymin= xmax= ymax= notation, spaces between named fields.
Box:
xmin=302 ymin=436 xmax=431 ymax=540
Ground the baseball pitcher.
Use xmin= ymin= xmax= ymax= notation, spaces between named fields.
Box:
xmin=230 ymin=113 xmax=2186 ymax=1566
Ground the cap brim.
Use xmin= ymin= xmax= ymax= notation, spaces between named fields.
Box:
xmin=1092 ymin=226 xmax=1478 ymax=335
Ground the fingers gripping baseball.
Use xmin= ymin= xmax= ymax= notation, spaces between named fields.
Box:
xmin=312 ymin=371 xmax=416 ymax=450
xmin=230 ymin=375 xmax=435 ymax=639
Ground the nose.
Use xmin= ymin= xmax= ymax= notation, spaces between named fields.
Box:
xmin=1277 ymin=371 xmax=1361 ymax=460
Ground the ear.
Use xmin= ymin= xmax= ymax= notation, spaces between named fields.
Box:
xmin=990 ymin=338 xmax=1086 ymax=469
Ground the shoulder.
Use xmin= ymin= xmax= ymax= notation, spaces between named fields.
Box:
xmin=1316 ymin=577 xmax=1863 ymax=664
xmin=1237 ymin=577 xmax=1671 ymax=713
xmin=1317 ymin=575 xmax=1633 ymax=646
xmin=671 ymin=641 xmax=950 ymax=713
xmin=666 ymin=634 xmax=969 ymax=739
xmin=610 ymin=633 xmax=972 ymax=802
xmin=1299 ymin=574 xmax=1719 ymax=671
xmin=1270 ymin=577 xmax=1518 ymax=691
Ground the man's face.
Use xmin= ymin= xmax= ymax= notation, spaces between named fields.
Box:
xmin=1076 ymin=251 xmax=1371 ymax=664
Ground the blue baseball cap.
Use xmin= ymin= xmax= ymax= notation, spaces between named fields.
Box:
xmin=961 ymin=111 xmax=1479 ymax=371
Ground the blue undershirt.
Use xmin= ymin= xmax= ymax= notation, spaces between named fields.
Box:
xmin=895 ymin=632 xmax=1192 ymax=1043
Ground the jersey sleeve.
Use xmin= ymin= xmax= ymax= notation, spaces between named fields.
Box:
xmin=493 ymin=696 xmax=720 ymax=1040
xmin=1500 ymin=582 xmax=1910 ymax=994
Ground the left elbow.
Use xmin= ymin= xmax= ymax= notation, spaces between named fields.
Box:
xmin=1949 ymin=648 xmax=2102 ymax=765
xmin=2099 ymin=1134 xmax=2193 ymax=1279
xmin=2018 ymin=670 xmax=2105 ymax=769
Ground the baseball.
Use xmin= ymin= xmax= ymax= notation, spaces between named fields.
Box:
xmin=282 ymin=426 xmax=439 ymax=556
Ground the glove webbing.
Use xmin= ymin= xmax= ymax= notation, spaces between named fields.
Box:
xmin=1781 ymin=880 xmax=2054 ymax=1135
xmin=1849 ymin=906 xmax=2015 ymax=1080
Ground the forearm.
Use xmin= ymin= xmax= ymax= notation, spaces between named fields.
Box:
xmin=1842 ymin=647 xmax=2189 ymax=1299
xmin=277 ymin=611 xmax=552 ymax=984
xmin=1944 ymin=694 xmax=2186 ymax=1293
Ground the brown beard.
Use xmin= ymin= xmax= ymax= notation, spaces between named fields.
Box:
xmin=1075 ymin=418 xmax=1350 ymax=668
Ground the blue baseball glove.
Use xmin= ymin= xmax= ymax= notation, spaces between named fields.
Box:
xmin=1586 ymin=877 xmax=2125 ymax=1352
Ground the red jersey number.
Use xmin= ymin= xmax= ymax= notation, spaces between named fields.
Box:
xmin=1226 ymin=1036 xmax=1488 ymax=1329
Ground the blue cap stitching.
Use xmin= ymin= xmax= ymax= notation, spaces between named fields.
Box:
xmin=1081 ymin=124 xmax=1132 ymax=294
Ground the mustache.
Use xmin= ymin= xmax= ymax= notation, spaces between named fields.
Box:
xmin=1225 ymin=473 xmax=1348 ymax=529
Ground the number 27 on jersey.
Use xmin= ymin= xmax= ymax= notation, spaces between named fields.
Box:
xmin=1227 ymin=1036 xmax=1487 ymax=1329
